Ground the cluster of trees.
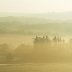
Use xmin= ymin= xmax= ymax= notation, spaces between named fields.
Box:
xmin=0 ymin=36 xmax=72 ymax=63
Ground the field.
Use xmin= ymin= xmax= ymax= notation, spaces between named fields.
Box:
xmin=0 ymin=63 xmax=72 ymax=72
xmin=0 ymin=34 xmax=34 ymax=48
xmin=0 ymin=34 xmax=72 ymax=72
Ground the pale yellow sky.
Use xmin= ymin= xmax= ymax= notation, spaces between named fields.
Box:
xmin=0 ymin=0 xmax=72 ymax=13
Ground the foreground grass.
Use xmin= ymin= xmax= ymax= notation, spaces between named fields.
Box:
xmin=0 ymin=63 xmax=72 ymax=72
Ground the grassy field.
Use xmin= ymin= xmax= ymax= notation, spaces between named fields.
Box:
xmin=0 ymin=34 xmax=72 ymax=72
xmin=0 ymin=63 xmax=72 ymax=72
xmin=0 ymin=34 xmax=34 ymax=48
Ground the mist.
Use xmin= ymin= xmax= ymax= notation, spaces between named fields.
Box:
xmin=0 ymin=13 xmax=72 ymax=72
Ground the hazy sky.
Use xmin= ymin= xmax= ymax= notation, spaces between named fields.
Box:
xmin=0 ymin=0 xmax=72 ymax=13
